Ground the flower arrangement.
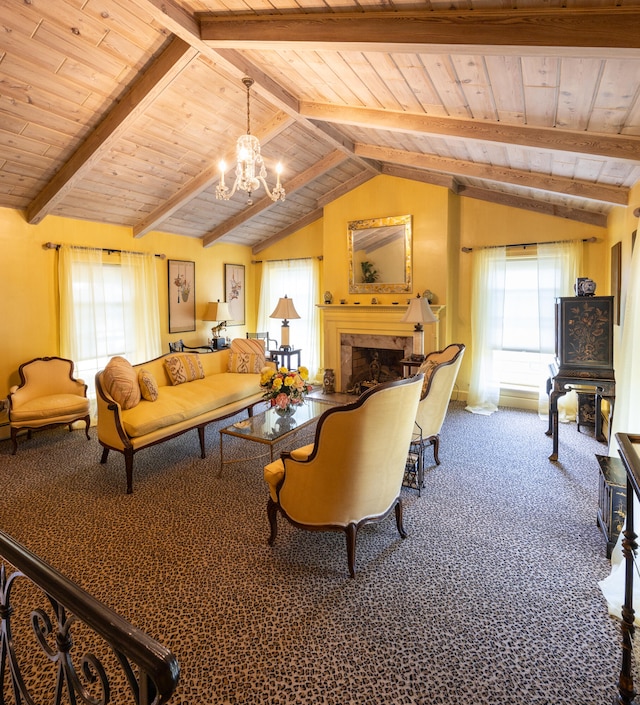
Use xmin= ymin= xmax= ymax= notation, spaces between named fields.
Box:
xmin=260 ymin=366 xmax=312 ymax=409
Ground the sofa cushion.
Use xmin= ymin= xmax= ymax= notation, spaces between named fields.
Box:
xmin=138 ymin=368 xmax=159 ymax=402
xmin=121 ymin=373 xmax=262 ymax=437
xmin=164 ymin=354 xmax=205 ymax=386
xmin=103 ymin=356 xmax=141 ymax=409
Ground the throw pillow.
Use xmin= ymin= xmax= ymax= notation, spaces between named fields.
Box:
xmin=164 ymin=354 xmax=205 ymax=386
xmin=138 ymin=368 xmax=159 ymax=402
xmin=230 ymin=338 xmax=265 ymax=356
xmin=228 ymin=351 xmax=265 ymax=374
xmin=102 ymin=356 xmax=141 ymax=410
xmin=418 ymin=358 xmax=439 ymax=399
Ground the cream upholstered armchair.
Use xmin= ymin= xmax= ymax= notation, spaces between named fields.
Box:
xmin=7 ymin=356 xmax=91 ymax=454
xmin=409 ymin=343 xmax=465 ymax=493
xmin=263 ymin=374 xmax=423 ymax=577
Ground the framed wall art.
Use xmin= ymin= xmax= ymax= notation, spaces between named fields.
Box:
xmin=225 ymin=263 xmax=245 ymax=326
xmin=168 ymin=259 xmax=195 ymax=333
xmin=611 ymin=241 xmax=621 ymax=325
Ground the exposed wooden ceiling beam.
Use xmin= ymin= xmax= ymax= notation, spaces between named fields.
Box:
xmin=133 ymin=111 xmax=294 ymax=238
xmin=457 ymin=185 xmax=609 ymax=228
xmin=356 ymin=143 xmax=629 ymax=205
xmin=26 ymin=37 xmax=198 ymax=226
xmin=380 ymin=164 xmax=459 ymax=191
xmin=203 ymin=150 xmax=347 ymax=247
xmin=301 ymin=103 xmax=640 ymax=163
xmin=252 ymin=208 xmax=324 ymax=255
xmin=199 ymin=8 xmax=640 ymax=55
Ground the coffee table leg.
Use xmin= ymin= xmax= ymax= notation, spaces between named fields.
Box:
xmin=218 ymin=432 xmax=224 ymax=478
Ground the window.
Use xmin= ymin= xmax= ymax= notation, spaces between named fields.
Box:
xmin=257 ymin=258 xmax=321 ymax=380
xmin=59 ymin=246 xmax=162 ymax=417
xmin=496 ymin=255 xmax=554 ymax=391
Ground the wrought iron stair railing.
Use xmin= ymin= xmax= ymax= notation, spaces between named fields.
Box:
xmin=0 ymin=529 xmax=179 ymax=704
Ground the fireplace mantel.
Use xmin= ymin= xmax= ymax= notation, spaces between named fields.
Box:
xmin=318 ymin=303 xmax=445 ymax=391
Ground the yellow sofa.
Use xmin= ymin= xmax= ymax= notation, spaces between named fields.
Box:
xmin=96 ymin=341 xmax=269 ymax=493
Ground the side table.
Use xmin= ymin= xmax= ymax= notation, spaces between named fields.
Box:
xmin=269 ymin=349 xmax=302 ymax=370
xmin=596 ymin=453 xmax=626 ymax=557
xmin=400 ymin=358 xmax=423 ymax=378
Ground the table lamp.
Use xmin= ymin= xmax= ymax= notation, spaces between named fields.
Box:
xmin=203 ymin=300 xmax=233 ymax=348
xmin=401 ymin=293 xmax=437 ymax=360
xmin=270 ymin=295 xmax=300 ymax=351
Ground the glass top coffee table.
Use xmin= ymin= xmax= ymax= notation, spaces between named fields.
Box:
xmin=219 ymin=398 xmax=341 ymax=471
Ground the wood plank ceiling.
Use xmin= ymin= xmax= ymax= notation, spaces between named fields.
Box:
xmin=1 ymin=0 xmax=640 ymax=253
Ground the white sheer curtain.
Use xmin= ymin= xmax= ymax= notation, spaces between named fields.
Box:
xmin=59 ymin=246 xmax=162 ymax=418
xmin=465 ymin=246 xmax=506 ymax=415
xmin=537 ymin=241 xmax=583 ymax=418
xmin=257 ymin=258 xmax=321 ymax=381
xmin=599 ymin=227 xmax=640 ymax=622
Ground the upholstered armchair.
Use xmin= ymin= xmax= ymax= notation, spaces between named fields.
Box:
xmin=263 ymin=374 xmax=423 ymax=577
xmin=7 ymin=356 xmax=91 ymax=454
xmin=410 ymin=343 xmax=465 ymax=493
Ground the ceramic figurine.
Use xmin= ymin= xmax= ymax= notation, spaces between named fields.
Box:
xmin=324 ymin=290 xmax=333 ymax=304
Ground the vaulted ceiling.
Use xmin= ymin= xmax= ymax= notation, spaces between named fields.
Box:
xmin=2 ymin=0 xmax=639 ymax=255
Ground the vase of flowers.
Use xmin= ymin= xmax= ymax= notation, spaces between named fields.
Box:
xmin=260 ymin=366 xmax=312 ymax=414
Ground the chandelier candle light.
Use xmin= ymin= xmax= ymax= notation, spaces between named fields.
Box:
xmin=270 ymin=295 xmax=300 ymax=351
xmin=216 ymin=77 xmax=285 ymax=205
xmin=401 ymin=293 xmax=438 ymax=360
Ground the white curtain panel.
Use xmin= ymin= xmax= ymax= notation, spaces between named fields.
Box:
xmin=58 ymin=245 xmax=162 ymax=418
xmin=465 ymin=246 xmax=506 ymax=415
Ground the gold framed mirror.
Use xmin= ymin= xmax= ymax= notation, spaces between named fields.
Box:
xmin=348 ymin=215 xmax=412 ymax=294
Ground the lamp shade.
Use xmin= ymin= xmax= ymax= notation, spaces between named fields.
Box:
xmin=270 ymin=296 xmax=300 ymax=321
xmin=401 ymin=294 xmax=437 ymax=326
xmin=203 ymin=301 xmax=233 ymax=322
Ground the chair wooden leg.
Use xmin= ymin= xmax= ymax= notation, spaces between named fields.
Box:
xmin=10 ymin=428 xmax=18 ymax=455
xmin=83 ymin=415 xmax=91 ymax=440
xmin=432 ymin=435 xmax=441 ymax=465
xmin=100 ymin=446 xmax=110 ymax=464
xmin=345 ymin=523 xmax=357 ymax=578
xmin=198 ymin=426 xmax=206 ymax=459
xmin=395 ymin=498 xmax=408 ymax=539
xmin=124 ymin=449 xmax=134 ymax=494
xmin=267 ymin=498 xmax=279 ymax=545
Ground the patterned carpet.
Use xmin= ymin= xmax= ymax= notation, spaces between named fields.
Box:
xmin=0 ymin=402 xmax=624 ymax=704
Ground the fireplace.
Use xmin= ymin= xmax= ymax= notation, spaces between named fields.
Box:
xmin=340 ymin=333 xmax=413 ymax=393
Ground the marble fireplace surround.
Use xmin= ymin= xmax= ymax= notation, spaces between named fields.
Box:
xmin=341 ymin=334 xmax=412 ymax=391
xmin=319 ymin=304 xmax=444 ymax=393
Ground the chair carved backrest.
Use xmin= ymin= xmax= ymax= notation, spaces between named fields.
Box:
xmin=264 ymin=375 xmax=423 ymax=575
xmin=246 ymin=331 xmax=278 ymax=351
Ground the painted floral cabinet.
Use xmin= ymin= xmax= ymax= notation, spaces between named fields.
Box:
xmin=555 ymin=296 xmax=615 ymax=378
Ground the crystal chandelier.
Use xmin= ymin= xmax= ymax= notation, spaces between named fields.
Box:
xmin=216 ymin=77 xmax=285 ymax=205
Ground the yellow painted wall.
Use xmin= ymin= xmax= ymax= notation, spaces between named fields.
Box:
xmin=1 ymin=175 xmax=623 ymax=403
xmin=0 ymin=207 xmax=253 ymax=394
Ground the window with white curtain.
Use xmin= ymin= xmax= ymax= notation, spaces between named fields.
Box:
xmin=466 ymin=241 xmax=582 ymax=415
xmin=257 ymin=258 xmax=321 ymax=380
xmin=58 ymin=246 xmax=162 ymax=417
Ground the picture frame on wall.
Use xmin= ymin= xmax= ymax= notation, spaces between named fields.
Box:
xmin=168 ymin=259 xmax=196 ymax=333
xmin=225 ymin=264 xmax=245 ymax=326
xmin=611 ymin=242 xmax=621 ymax=326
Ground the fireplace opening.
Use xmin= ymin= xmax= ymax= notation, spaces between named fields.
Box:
xmin=346 ymin=347 xmax=405 ymax=394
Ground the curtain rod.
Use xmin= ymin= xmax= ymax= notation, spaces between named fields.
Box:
xmin=461 ymin=237 xmax=597 ymax=253
xmin=251 ymin=256 xmax=323 ymax=264
xmin=43 ymin=242 xmax=166 ymax=259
